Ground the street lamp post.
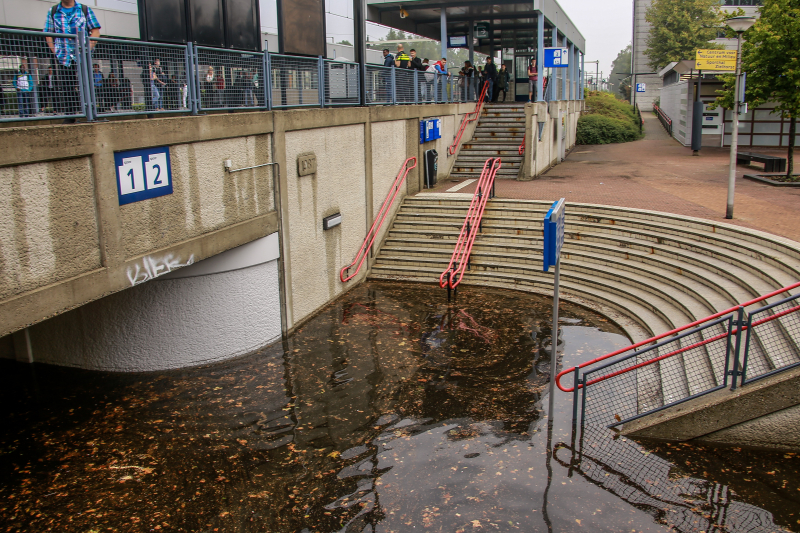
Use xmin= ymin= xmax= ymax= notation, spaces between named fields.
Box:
xmin=725 ymin=16 xmax=756 ymax=220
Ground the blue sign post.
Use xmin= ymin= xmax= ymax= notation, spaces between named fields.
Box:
xmin=115 ymin=146 xmax=173 ymax=205
xmin=543 ymin=198 xmax=565 ymax=420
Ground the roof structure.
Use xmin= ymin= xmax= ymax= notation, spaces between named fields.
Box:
xmin=366 ymin=0 xmax=585 ymax=54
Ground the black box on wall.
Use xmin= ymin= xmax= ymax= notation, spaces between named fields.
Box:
xmin=137 ymin=0 xmax=261 ymax=51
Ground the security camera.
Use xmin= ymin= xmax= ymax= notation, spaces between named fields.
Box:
xmin=400 ymin=8 xmax=409 ymax=18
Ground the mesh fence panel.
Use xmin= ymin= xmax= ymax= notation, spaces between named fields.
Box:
xmin=581 ymin=316 xmax=733 ymax=426
xmin=270 ymin=54 xmax=319 ymax=108
xmin=89 ymin=38 xmax=189 ymax=116
xmin=394 ymin=68 xmax=415 ymax=104
xmin=365 ymin=65 xmax=391 ymax=105
xmin=0 ymin=29 xmax=85 ymax=121
xmin=742 ymin=292 xmax=800 ymax=383
xmin=323 ymin=60 xmax=359 ymax=106
xmin=195 ymin=47 xmax=265 ymax=111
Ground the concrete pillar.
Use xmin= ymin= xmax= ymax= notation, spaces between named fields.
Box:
xmin=580 ymin=51 xmax=585 ymax=99
xmin=440 ymin=9 xmax=448 ymax=64
xmin=568 ymin=41 xmax=574 ymax=100
xmin=537 ymin=15 xmax=544 ymax=102
xmin=13 ymin=234 xmax=283 ymax=372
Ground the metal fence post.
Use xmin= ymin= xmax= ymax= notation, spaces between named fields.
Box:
xmin=193 ymin=43 xmax=202 ymax=112
xmin=318 ymin=56 xmax=325 ymax=108
xmin=571 ymin=367 xmax=580 ymax=436
xmin=414 ymin=70 xmax=419 ymax=104
xmin=391 ymin=67 xmax=397 ymax=105
xmin=79 ymin=30 xmax=96 ymax=121
xmin=449 ymin=74 xmax=453 ymax=103
xmin=730 ymin=306 xmax=745 ymax=390
xmin=185 ymin=42 xmax=198 ymax=115
xmin=264 ymin=52 xmax=273 ymax=111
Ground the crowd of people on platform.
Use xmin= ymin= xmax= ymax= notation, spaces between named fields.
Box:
xmin=378 ymin=43 xmax=547 ymax=103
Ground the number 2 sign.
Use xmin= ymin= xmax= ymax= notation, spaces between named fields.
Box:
xmin=115 ymin=146 xmax=173 ymax=205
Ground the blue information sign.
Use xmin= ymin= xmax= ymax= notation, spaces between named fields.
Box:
xmin=544 ymin=48 xmax=570 ymax=68
xmin=114 ymin=146 xmax=173 ymax=206
xmin=636 ymin=83 xmax=646 ymax=93
xmin=543 ymin=198 xmax=565 ymax=272
xmin=419 ymin=118 xmax=442 ymax=143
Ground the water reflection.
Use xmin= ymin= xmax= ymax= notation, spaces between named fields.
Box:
xmin=0 ymin=282 xmax=797 ymax=533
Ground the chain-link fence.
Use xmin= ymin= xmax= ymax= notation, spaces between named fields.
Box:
xmin=580 ymin=315 xmax=734 ymax=427
xmin=0 ymin=28 xmax=86 ymax=122
xmin=89 ymin=37 xmax=191 ymax=117
xmin=269 ymin=54 xmax=320 ymax=109
xmin=575 ymin=288 xmax=800 ymax=429
xmin=323 ymin=59 xmax=359 ymax=106
xmin=741 ymin=291 xmax=800 ymax=383
xmin=0 ymin=29 xmax=514 ymax=123
xmin=195 ymin=46 xmax=265 ymax=111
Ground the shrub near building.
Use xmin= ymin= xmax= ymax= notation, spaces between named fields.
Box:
xmin=577 ymin=92 xmax=644 ymax=145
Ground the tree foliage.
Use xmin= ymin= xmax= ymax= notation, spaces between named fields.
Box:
xmin=644 ymin=0 xmax=724 ymax=71
xmin=608 ymin=44 xmax=632 ymax=100
xmin=714 ymin=0 xmax=800 ymax=176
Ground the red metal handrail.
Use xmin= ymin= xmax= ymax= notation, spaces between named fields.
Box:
xmin=518 ymin=133 xmax=525 ymax=155
xmin=653 ymin=103 xmax=672 ymax=125
xmin=438 ymin=157 xmax=502 ymax=291
xmin=447 ymin=81 xmax=489 ymax=156
xmin=340 ymin=157 xmax=417 ymax=283
xmin=556 ymin=281 xmax=800 ymax=392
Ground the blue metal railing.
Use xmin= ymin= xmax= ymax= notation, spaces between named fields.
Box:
xmin=0 ymin=27 xmax=479 ymax=123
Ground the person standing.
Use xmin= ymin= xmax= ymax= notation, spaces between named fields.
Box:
xmin=380 ymin=49 xmax=394 ymax=102
xmin=423 ymin=59 xmax=435 ymax=102
xmin=409 ymin=49 xmax=425 ymax=100
xmin=394 ymin=45 xmax=410 ymax=68
xmin=44 ymin=0 xmax=101 ymax=122
xmin=483 ymin=56 xmax=497 ymax=102
xmin=92 ymin=63 xmax=104 ymax=111
xmin=461 ymin=60 xmax=475 ymax=101
xmin=496 ymin=64 xmax=510 ymax=102
xmin=382 ymin=48 xmax=394 ymax=67
xmin=527 ymin=58 xmax=538 ymax=102
xmin=42 ymin=67 xmax=56 ymax=111
xmin=433 ymin=57 xmax=449 ymax=101
xmin=150 ymin=58 xmax=166 ymax=111
xmin=14 ymin=62 xmax=34 ymax=118
xmin=394 ymin=45 xmax=411 ymax=101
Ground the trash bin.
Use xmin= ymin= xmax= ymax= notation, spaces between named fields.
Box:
xmin=425 ymin=149 xmax=438 ymax=188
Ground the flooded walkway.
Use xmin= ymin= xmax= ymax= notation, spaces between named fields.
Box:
xmin=1 ymin=282 xmax=798 ymax=532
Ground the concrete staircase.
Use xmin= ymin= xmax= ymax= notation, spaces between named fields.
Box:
xmin=369 ymin=196 xmax=800 ymax=419
xmin=450 ymin=103 xmax=525 ymax=180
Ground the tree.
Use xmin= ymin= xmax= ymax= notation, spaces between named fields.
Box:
xmin=644 ymin=0 xmax=724 ymax=71
xmin=337 ymin=40 xmax=352 ymax=46
xmin=608 ymin=45 xmax=632 ymax=100
xmin=714 ymin=0 xmax=800 ymax=177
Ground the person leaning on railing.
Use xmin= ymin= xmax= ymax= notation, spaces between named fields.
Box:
xmin=43 ymin=0 xmax=101 ymax=123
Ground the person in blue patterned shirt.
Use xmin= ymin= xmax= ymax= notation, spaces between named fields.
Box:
xmin=43 ymin=1 xmax=101 ymax=122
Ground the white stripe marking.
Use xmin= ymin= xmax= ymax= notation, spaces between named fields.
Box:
xmin=446 ymin=179 xmax=477 ymax=192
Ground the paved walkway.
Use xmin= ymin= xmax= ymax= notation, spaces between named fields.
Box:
xmin=428 ymin=112 xmax=800 ymax=243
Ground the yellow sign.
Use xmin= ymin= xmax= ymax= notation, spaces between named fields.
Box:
xmin=695 ymin=49 xmax=737 ymax=70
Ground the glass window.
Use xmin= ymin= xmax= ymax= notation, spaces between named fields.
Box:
xmin=753 ymin=122 xmax=781 ymax=134
xmin=754 ymin=109 xmax=781 ymax=121
xmin=752 ymin=135 xmax=780 ymax=146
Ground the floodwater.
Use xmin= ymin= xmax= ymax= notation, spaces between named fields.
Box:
xmin=0 ymin=282 xmax=798 ymax=533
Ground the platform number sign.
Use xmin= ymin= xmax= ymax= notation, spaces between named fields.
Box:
xmin=636 ymin=83 xmax=646 ymax=93
xmin=115 ymin=146 xmax=173 ymax=205
xmin=543 ymin=198 xmax=565 ymax=272
xmin=544 ymin=48 xmax=569 ymax=68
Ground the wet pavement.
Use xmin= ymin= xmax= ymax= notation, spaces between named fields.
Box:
xmin=0 ymin=281 xmax=798 ymax=532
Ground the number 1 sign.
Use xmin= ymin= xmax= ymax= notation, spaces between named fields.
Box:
xmin=115 ymin=146 xmax=173 ymax=205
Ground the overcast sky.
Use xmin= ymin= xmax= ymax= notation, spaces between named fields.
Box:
xmin=260 ymin=0 xmax=632 ymax=74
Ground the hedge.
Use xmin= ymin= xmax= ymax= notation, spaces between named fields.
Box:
xmin=577 ymin=92 xmax=642 ymax=145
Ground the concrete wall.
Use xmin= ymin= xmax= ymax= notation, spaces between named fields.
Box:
xmin=520 ymin=100 xmax=582 ymax=180
xmin=0 ymin=103 xmax=475 ymax=353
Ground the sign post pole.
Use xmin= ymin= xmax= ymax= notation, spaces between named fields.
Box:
xmin=543 ymin=198 xmax=566 ymax=423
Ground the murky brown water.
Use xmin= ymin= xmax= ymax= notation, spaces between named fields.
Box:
xmin=0 ymin=282 xmax=798 ymax=532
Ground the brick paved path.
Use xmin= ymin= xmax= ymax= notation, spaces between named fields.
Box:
xmin=429 ymin=112 xmax=800 ymax=242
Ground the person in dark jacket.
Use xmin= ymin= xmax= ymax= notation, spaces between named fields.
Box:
xmin=382 ymin=49 xmax=394 ymax=67
xmin=495 ymin=64 xmax=510 ymax=102
xmin=381 ymin=49 xmax=394 ymax=102
xmin=483 ymin=56 xmax=497 ymax=102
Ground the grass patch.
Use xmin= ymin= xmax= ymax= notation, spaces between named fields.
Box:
xmin=577 ymin=92 xmax=643 ymax=145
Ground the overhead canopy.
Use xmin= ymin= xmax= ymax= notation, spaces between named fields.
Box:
xmin=366 ymin=0 xmax=585 ymax=54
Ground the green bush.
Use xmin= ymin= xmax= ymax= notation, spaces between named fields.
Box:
xmin=576 ymin=114 xmax=641 ymax=145
xmin=577 ymin=91 xmax=642 ymax=144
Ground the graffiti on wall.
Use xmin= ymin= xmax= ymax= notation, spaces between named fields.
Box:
xmin=127 ymin=253 xmax=195 ymax=286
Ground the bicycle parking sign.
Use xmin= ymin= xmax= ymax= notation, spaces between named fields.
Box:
xmin=115 ymin=146 xmax=173 ymax=205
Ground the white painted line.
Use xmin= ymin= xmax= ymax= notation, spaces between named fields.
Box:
xmin=416 ymin=192 xmax=474 ymax=199
xmin=446 ymin=179 xmax=477 ymax=192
